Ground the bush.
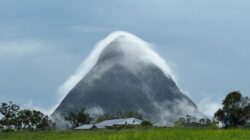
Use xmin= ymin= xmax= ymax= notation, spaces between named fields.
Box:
xmin=2 ymin=128 xmax=15 ymax=133
xmin=141 ymin=121 xmax=153 ymax=127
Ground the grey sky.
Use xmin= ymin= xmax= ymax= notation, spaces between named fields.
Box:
xmin=0 ymin=0 xmax=249 ymax=116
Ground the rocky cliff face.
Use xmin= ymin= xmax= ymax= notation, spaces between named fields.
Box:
xmin=52 ymin=32 xmax=201 ymax=127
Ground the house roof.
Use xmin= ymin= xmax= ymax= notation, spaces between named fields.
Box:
xmin=95 ymin=118 xmax=142 ymax=129
xmin=74 ymin=124 xmax=95 ymax=130
xmin=74 ymin=118 xmax=142 ymax=130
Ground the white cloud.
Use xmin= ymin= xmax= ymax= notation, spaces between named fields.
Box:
xmin=198 ymin=97 xmax=222 ymax=118
xmin=0 ymin=39 xmax=49 ymax=58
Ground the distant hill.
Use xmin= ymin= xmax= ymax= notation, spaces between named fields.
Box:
xmin=52 ymin=31 xmax=202 ymax=128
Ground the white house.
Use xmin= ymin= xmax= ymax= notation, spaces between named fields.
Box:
xmin=74 ymin=118 xmax=142 ymax=130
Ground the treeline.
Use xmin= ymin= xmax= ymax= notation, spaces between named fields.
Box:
xmin=174 ymin=115 xmax=216 ymax=128
xmin=175 ymin=91 xmax=250 ymax=128
xmin=0 ymin=102 xmax=150 ymax=131
xmin=0 ymin=102 xmax=55 ymax=132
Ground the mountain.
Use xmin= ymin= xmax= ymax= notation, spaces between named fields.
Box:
xmin=52 ymin=31 xmax=201 ymax=127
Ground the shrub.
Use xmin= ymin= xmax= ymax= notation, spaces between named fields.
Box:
xmin=141 ymin=121 xmax=153 ymax=126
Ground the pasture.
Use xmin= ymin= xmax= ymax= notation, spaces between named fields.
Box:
xmin=1 ymin=128 xmax=250 ymax=140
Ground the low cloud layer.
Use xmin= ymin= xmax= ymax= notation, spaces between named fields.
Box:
xmin=22 ymin=100 xmax=57 ymax=116
xmin=198 ymin=98 xmax=222 ymax=118
xmin=0 ymin=39 xmax=50 ymax=58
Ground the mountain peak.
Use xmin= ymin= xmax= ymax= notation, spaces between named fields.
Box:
xmin=97 ymin=31 xmax=149 ymax=64
xmin=58 ymin=31 xmax=175 ymax=105
xmin=53 ymin=31 xmax=202 ymax=129
xmin=99 ymin=31 xmax=148 ymax=52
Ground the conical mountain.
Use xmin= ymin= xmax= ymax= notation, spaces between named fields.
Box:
xmin=52 ymin=31 xmax=201 ymax=127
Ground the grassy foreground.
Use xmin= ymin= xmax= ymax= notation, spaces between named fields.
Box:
xmin=1 ymin=128 xmax=250 ymax=140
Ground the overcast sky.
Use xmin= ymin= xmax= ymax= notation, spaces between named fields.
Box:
xmin=0 ymin=0 xmax=250 ymax=117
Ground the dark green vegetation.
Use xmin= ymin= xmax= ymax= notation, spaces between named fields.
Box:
xmin=214 ymin=91 xmax=250 ymax=128
xmin=174 ymin=115 xmax=215 ymax=128
xmin=0 ymin=102 xmax=54 ymax=131
xmin=141 ymin=120 xmax=153 ymax=126
xmin=1 ymin=128 xmax=250 ymax=140
xmin=65 ymin=109 xmax=92 ymax=129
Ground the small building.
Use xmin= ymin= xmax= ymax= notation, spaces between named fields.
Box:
xmin=74 ymin=118 xmax=142 ymax=130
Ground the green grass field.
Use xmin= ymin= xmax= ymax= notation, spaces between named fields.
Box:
xmin=1 ymin=128 xmax=250 ymax=140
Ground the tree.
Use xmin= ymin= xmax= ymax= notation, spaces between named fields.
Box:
xmin=175 ymin=116 xmax=213 ymax=128
xmin=32 ymin=110 xmax=54 ymax=130
xmin=243 ymin=104 xmax=250 ymax=120
xmin=205 ymin=118 xmax=212 ymax=125
xmin=214 ymin=109 xmax=225 ymax=121
xmin=186 ymin=115 xmax=192 ymax=124
xmin=65 ymin=109 xmax=92 ymax=129
xmin=16 ymin=109 xmax=32 ymax=130
xmin=141 ymin=120 xmax=153 ymax=126
xmin=0 ymin=123 xmax=3 ymax=130
xmin=174 ymin=117 xmax=187 ymax=127
xmin=199 ymin=118 xmax=205 ymax=124
xmin=214 ymin=91 xmax=250 ymax=127
xmin=0 ymin=102 xmax=20 ymax=128
xmin=16 ymin=109 xmax=54 ymax=131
